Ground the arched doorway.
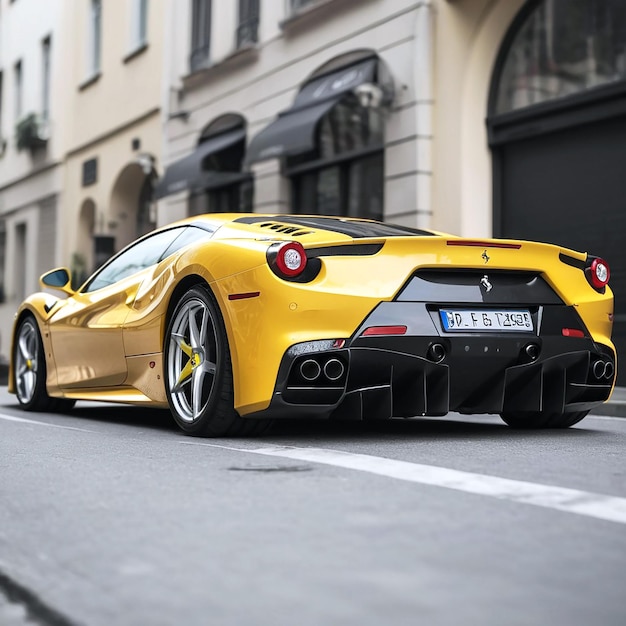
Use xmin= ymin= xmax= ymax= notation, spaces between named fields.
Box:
xmin=488 ymin=0 xmax=626 ymax=383
xmin=110 ymin=159 xmax=157 ymax=252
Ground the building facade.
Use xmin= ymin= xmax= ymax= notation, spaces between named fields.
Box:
xmin=159 ymin=0 xmax=536 ymax=234
xmin=0 ymin=0 xmax=165 ymax=345
xmin=60 ymin=0 xmax=164 ymax=282
xmin=0 ymin=0 xmax=66 ymax=332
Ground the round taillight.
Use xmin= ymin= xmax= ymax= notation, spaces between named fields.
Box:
xmin=589 ymin=257 xmax=610 ymax=290
xmin=274 ymin=242 xmax=307 ymax=278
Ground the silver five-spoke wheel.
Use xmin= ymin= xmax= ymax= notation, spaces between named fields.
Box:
xmin=12 ymin=315 xmax=74 ymax=412
xmin=164 ymin=285 xmax=271 ymax=437
xmin=15 ymin=318 xmax=40 ymax=405
xmin=167 ymin=294 xmax=219 ymax=423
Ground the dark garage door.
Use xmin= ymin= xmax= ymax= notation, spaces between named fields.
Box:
xmin=494 ymin=114 xmax=626 ymax=384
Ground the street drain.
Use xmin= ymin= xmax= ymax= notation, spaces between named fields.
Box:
xmin=227 ymin=465 xmax=312 ymax=473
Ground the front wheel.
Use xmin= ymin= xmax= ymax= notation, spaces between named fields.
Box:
xmin=164 ymin=285 xmax=271 ymax=437
xmin=499 ymin=410 xmax=589 ymax=429
xmin=13 ymin=315 xmax=75 ymax=413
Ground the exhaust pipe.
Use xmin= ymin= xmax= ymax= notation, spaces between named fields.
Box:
xmin=524 ymin=343 xmax=540 ymax=361
xmin=300 ymin=359 xmax=321 ymax=381
xmin=323 ymin=358 xmax=345 ymax=381
xmin=427 ymin=343 xmax=446 ymax=363
xmin=604 ymin=361 xmax=614 ymax=380
xmin=592 ymin=360 xmax=607 ymax=379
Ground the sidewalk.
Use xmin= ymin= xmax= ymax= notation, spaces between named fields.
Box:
xmin=591 ymin=386 xmax=626 ymax=418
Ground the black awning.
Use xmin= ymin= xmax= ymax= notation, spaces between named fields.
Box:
xmin=244 ymin=57 xmax=377 ymax=165
xmin=190 ymin=170 xmax=250 ymax=193
xmin=244 ymin=98 xmax=339 ymax=165
xmin=155 ymin=128 xmax=246 ymax=199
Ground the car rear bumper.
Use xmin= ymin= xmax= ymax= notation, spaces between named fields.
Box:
xmin=250 ymin=305 xmax=615 ymax=420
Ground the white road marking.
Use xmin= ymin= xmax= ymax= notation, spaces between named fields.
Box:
xmin=0 ymin=412 xmax=96 ymax=433
xmin=183 ymin=441 xmax=626 ymax=525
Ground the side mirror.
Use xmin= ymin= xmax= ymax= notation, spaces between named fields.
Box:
xmin=40 ymin=268 xmax=75 ymax=296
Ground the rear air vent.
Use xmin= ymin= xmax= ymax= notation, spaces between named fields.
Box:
xmin=259 ymin=222 xmax=314 ymax=237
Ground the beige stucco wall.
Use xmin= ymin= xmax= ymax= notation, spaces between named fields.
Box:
xmin=59 ymin=0 xmax=164 ymax=267
xmin=61 ymin=0 xmax=164 ymax=149
xmin=63 ymin=116 xmax=161 ymax=259
xmin=432 ymin=0 xmax=525 ymax=237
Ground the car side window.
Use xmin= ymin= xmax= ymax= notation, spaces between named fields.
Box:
xmin=159 ymin=226 xmax=213 ymax=261
xmin=83 ymin=228 xmax=185 ymax=293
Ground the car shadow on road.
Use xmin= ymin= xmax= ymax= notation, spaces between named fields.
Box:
xmin=68 ymin=404 xmax=179 ymax=431
xmin=1 ymin=399 xmax=179 ymax=433
xmin=263 ymin=415 xmax=603 ymax=442
xmin=1 ymin=398 xmax=607 ymax=441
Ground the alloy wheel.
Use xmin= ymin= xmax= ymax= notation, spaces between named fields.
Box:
xmin=15 ymin=319 xmax=40 ymax=405
xmin=166 ymin=296 xmax=218 ymax=423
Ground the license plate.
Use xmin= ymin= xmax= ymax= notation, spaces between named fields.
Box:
xmin=439 ymin=309 xmax=533 ymax=332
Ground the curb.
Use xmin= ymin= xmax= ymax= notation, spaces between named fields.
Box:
xmin=590 ymin=402 xmax=626 ymax=418
xmin=589 ymin=386 xmax=626 ymax=418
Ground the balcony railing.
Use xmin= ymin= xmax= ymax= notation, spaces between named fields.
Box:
xmin=291 ymin=0 xmax=316 ymax=11
xmin=236 ymin=17 xmax=259 ymax=48
xmin=190 ymin=44 xmax=210 ymax=73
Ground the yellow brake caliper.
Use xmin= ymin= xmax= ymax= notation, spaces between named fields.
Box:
xmin=175 ymin=340 xmax=196 ymax=389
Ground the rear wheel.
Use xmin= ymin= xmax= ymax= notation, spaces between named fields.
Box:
xmin=164 ymin=285 xmax=271 ymax=437
xmin=13 ymin=315 xmax=75 ymax=413
xmin=499 ymin=410 xmax=589 ymax=429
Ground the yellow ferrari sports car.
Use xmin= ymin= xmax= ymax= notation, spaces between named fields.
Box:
xmin=9 ymin=213 xmax=616 ymax=436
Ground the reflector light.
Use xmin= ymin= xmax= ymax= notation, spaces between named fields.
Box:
xmin=562 ymin=328 xmax=584 ymax=338
xmin=588 ymin=257 xmax=610 ymax=290
xmin=362 ymin=325 xmax=408 ymax=336
xmin=228 ymin=292 xmax=261 ymax=301
xmin=332 ymin=339 xmax=346 ymax=349
xmin=275 ymin=242 xmax=307 ymax=278
xmin=447 ymin=240 xmax=521 ymax=249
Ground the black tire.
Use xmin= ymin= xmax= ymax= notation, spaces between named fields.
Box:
xmin=499 ymin=410 xmax=589 ymax=429
xmin=164 ymin=285 xmax=271 ymax=437
xmin=13 ymin=315 xmax=75 ymax=413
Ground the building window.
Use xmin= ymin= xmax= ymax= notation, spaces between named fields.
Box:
xmin=495 ymin=0 xmax=626 ymax=114
xmin=288 ymin=95 xmax=384 ymax=220
xmin=88 ymin=0 xmax=102 ymax=77
xmin=42 ymin=37 xmax=51 ymax=123
xmin=15 ymin=223 xmax=27 ymax=303
xmin=0 ymin=220 xmax=5 ymax=303
xmin=237 ymin=0 xmax=259 ymax=48
xmin=0 ymin=72 xmax=4 ymax=142
xmin=130 ymin=0 xmax=149 ymax=50
xmin=14 ymin=60 xmax=22 ymax=122
xmin=137 ymin=176 xmax=156 ymax=237
xmin=291 ymin=0 xmax=316 ymax=13
xmin=188 ymin=116 xmax=252 ymax=214
xmin=190 ymin=0 xmax=211 ymax=72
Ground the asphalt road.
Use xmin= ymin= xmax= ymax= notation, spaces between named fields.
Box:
xmin=1 ymin=386 xmax=625 ymax=626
